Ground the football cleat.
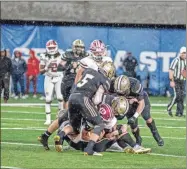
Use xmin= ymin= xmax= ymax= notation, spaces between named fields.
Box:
xmin=132 ymin=145 xmax=151 ymax=154
xmin=124 ymin=146 xmax=133 ymax=153
xmin=84 ymin=152 xmax=103 ymax=156
xmin=54 ymin=135 xmax=63 ymax=152
xmin=38 ymin=135 xmax=50 ymax=150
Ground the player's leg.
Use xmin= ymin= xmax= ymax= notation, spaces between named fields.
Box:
xmin=141 ymin=101 xmax=164 ymax=146
xmin=126 ymin=113 xmax=142 ymax=145
xmin=38 ymin=110 xmax=68 ymax=150
xmin=54 ymin=76 xmax=64 ymax=111
xmin=44 ymin=76 xmax=54 ymax=125
xmin=81 ymin=97 xmax=105 ymax=155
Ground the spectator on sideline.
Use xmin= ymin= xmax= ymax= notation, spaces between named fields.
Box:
xmin=121 ymin=52 xmax=138 ymax=78
xmin=0 ymin=48 xmax=12 ymax=103
xmin=11 ymin=50 xmax=27 ymax=99
xmin=25 ymin=49 xmax=40 ymax=98
xmin=167 ymin=46 xmax=186 ymax=117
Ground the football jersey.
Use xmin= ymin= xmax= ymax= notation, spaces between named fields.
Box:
xmin=74 ymin=68 xmax=111 ymax=98
xmin=104 ymin=116 xmax=117 ymax=131
xmin=40 ymin=52 xmax=62 ymax=77
xmin=79 ymin=54 xmax=113 ymax=71
xmin=61 ymin=50 xmax=88 ymax=79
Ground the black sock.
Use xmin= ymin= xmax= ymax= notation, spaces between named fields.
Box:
xmin=132 ymin=128 xmax=140 ymax=139
xmin=117 ymin=133 xmax=136 ymax=148
xmin=147 ymin=120 xmax=161 ymax=142
xmin=132 ymin=127 xmax=142 ymax=145
xmin=43 ymin=130 xmax=51 ymax=139
xmin=58 ymin=131 xmax=66 ymax=144
xmin=85 ymin=140 xmax=96 ymax=152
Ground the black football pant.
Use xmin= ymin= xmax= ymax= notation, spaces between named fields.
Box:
xmin=167 ymin=79 xmax=185 ymax=115
xmin=68 ymin=93 xmax=103 ymax=133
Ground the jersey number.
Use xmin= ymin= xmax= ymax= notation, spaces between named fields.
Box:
xmin=49 ymin=62 xmax=58 ymax=72
xmin=77 ymin=74 xmax=94 ymax=88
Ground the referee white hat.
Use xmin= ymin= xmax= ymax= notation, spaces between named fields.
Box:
xmin=180 ymin=46 xmax=186 ymax=54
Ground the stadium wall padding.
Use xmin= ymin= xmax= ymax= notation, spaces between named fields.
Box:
xmin=1 ymin=24 xmax=186 ymax=95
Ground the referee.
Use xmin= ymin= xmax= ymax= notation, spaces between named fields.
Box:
xmin=167 ymin=46 xmax=186 ymax=117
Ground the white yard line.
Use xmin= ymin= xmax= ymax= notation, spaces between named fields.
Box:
xmin=0 ymin=127 xmax=185 ymax=140
xmin=1 ymin=141 xmax=185 ymax=158
xmin=1 ymin=166 xmax=23 ymax=169
xmin=1 ymin=118 xmax=44 ymax=121
xmin=2 ymin=103 xmax=185 ymax=107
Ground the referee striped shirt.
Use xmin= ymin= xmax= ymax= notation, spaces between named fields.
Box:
xmin=170 ymin=56 xmax=186 ymax=80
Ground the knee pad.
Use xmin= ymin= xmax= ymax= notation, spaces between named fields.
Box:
xmin=93 ymin=123 xmax=105 ymax=136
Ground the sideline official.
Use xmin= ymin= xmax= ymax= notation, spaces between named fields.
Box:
xmin=0 ymin=49 xmax=12 ymax=103
xmin=122 ymin=52 xmax=138 ymax=78
xmin=167 ymin=47 xmax=186 ymax=117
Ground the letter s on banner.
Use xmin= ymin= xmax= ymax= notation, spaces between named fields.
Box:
xmin=139 ymin=51 xmax=157 ymax=72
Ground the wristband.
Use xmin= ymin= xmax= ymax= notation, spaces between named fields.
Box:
xmin=133 ymin=112 xmax=139 ymax=118
xmin=169 ymin=79 xmax=174 ymax=82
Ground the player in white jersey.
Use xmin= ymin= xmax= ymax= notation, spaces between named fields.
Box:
xmin=40 ymin=40 xmax=63 ymax=125
xmin=74 ymin=40 xmax=113 ymax=84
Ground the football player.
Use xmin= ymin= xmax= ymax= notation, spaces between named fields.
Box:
xmin=57 ymin=39 xmax=88 ymax=110
xmin=54 ymin=100 xmax=151 ymax=155
xmin=40 ymin=40 xmax=63 ymax=125
xmin=112 ymin=75 xmax=164 ymax=146
xmin=63 ymin=61 xmax=115 ymax=155
xmin=74 ymin=40 xmax=113 ymax=84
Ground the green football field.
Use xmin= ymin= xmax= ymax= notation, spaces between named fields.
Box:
xmin=1 ymin=96 xmax=186 ymax=169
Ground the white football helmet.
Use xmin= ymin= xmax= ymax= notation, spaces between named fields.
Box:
xmin=89 ymin=40 xmax=107 ymax=62
xmin=46 ymin=40 xmax=58 ymax=55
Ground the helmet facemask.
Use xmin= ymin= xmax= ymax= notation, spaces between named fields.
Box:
xmin=72 ymin=39 xmax=85 ymax=57
xmin=46 ymin=40 xmax=58 ymax=55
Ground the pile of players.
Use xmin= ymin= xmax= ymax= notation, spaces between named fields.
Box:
xmin=38 ymin=39 xmax=164 ymax=156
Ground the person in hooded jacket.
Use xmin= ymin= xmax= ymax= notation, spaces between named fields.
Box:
xmin=11 ymin=50 xmax=27 ymax=99
xmin=25 ymin=49 xmax=40 ymax=98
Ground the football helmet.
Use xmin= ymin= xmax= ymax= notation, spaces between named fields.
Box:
xmin=72 ymin=39 xmax=85 ymax=56
xmin=114 ymin=75 xmax=130 ymax=95
xmin=99 ymin=61 xmax=116 ymax=80
xmin=99 ymin=104 xmax=114 ymax=122
xmin=89 ymin=40 xmax=107 ymax=62
xmin=111 ymin=96 xmax=129 ymax=117
xmin=46 ymin=40 xmax=58 ymax=55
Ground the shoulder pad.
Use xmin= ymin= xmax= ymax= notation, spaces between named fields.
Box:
xmin=40 ymin=53 xmax=47 ymax=60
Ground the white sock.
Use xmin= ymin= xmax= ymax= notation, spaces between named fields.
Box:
xmin=46 ymin=113 xmax=51 ymax=122
xmin=45 ymin=103 xmax=51 ymax=121
xmin=58 ymin=101 xmax=63 ymax=110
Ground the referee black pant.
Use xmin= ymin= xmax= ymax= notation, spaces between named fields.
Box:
xmin=167 ymin=79 xmax=185 ymax=115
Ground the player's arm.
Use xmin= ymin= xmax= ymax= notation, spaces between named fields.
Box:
xmin=74 ymin=58 xmax=89 ymax=84
xmin=92 ymin=85 xmax=105 ymax=106
xmin=74 ymin=66 xmax=85 ymax=84
xmin=57 ymin=53 xmax=68 ymax=72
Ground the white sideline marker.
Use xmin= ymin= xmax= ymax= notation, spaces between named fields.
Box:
xmin=1 ymin=142 xmax=185 ymax=158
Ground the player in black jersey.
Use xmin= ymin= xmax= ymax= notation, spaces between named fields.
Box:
xmin=57 ymin=39 xmax=89 ymax=109
xmin=112 ymin=75 xmax=164 ymax=146
xmin=58 ymin=61 xmax=116 ymax=155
